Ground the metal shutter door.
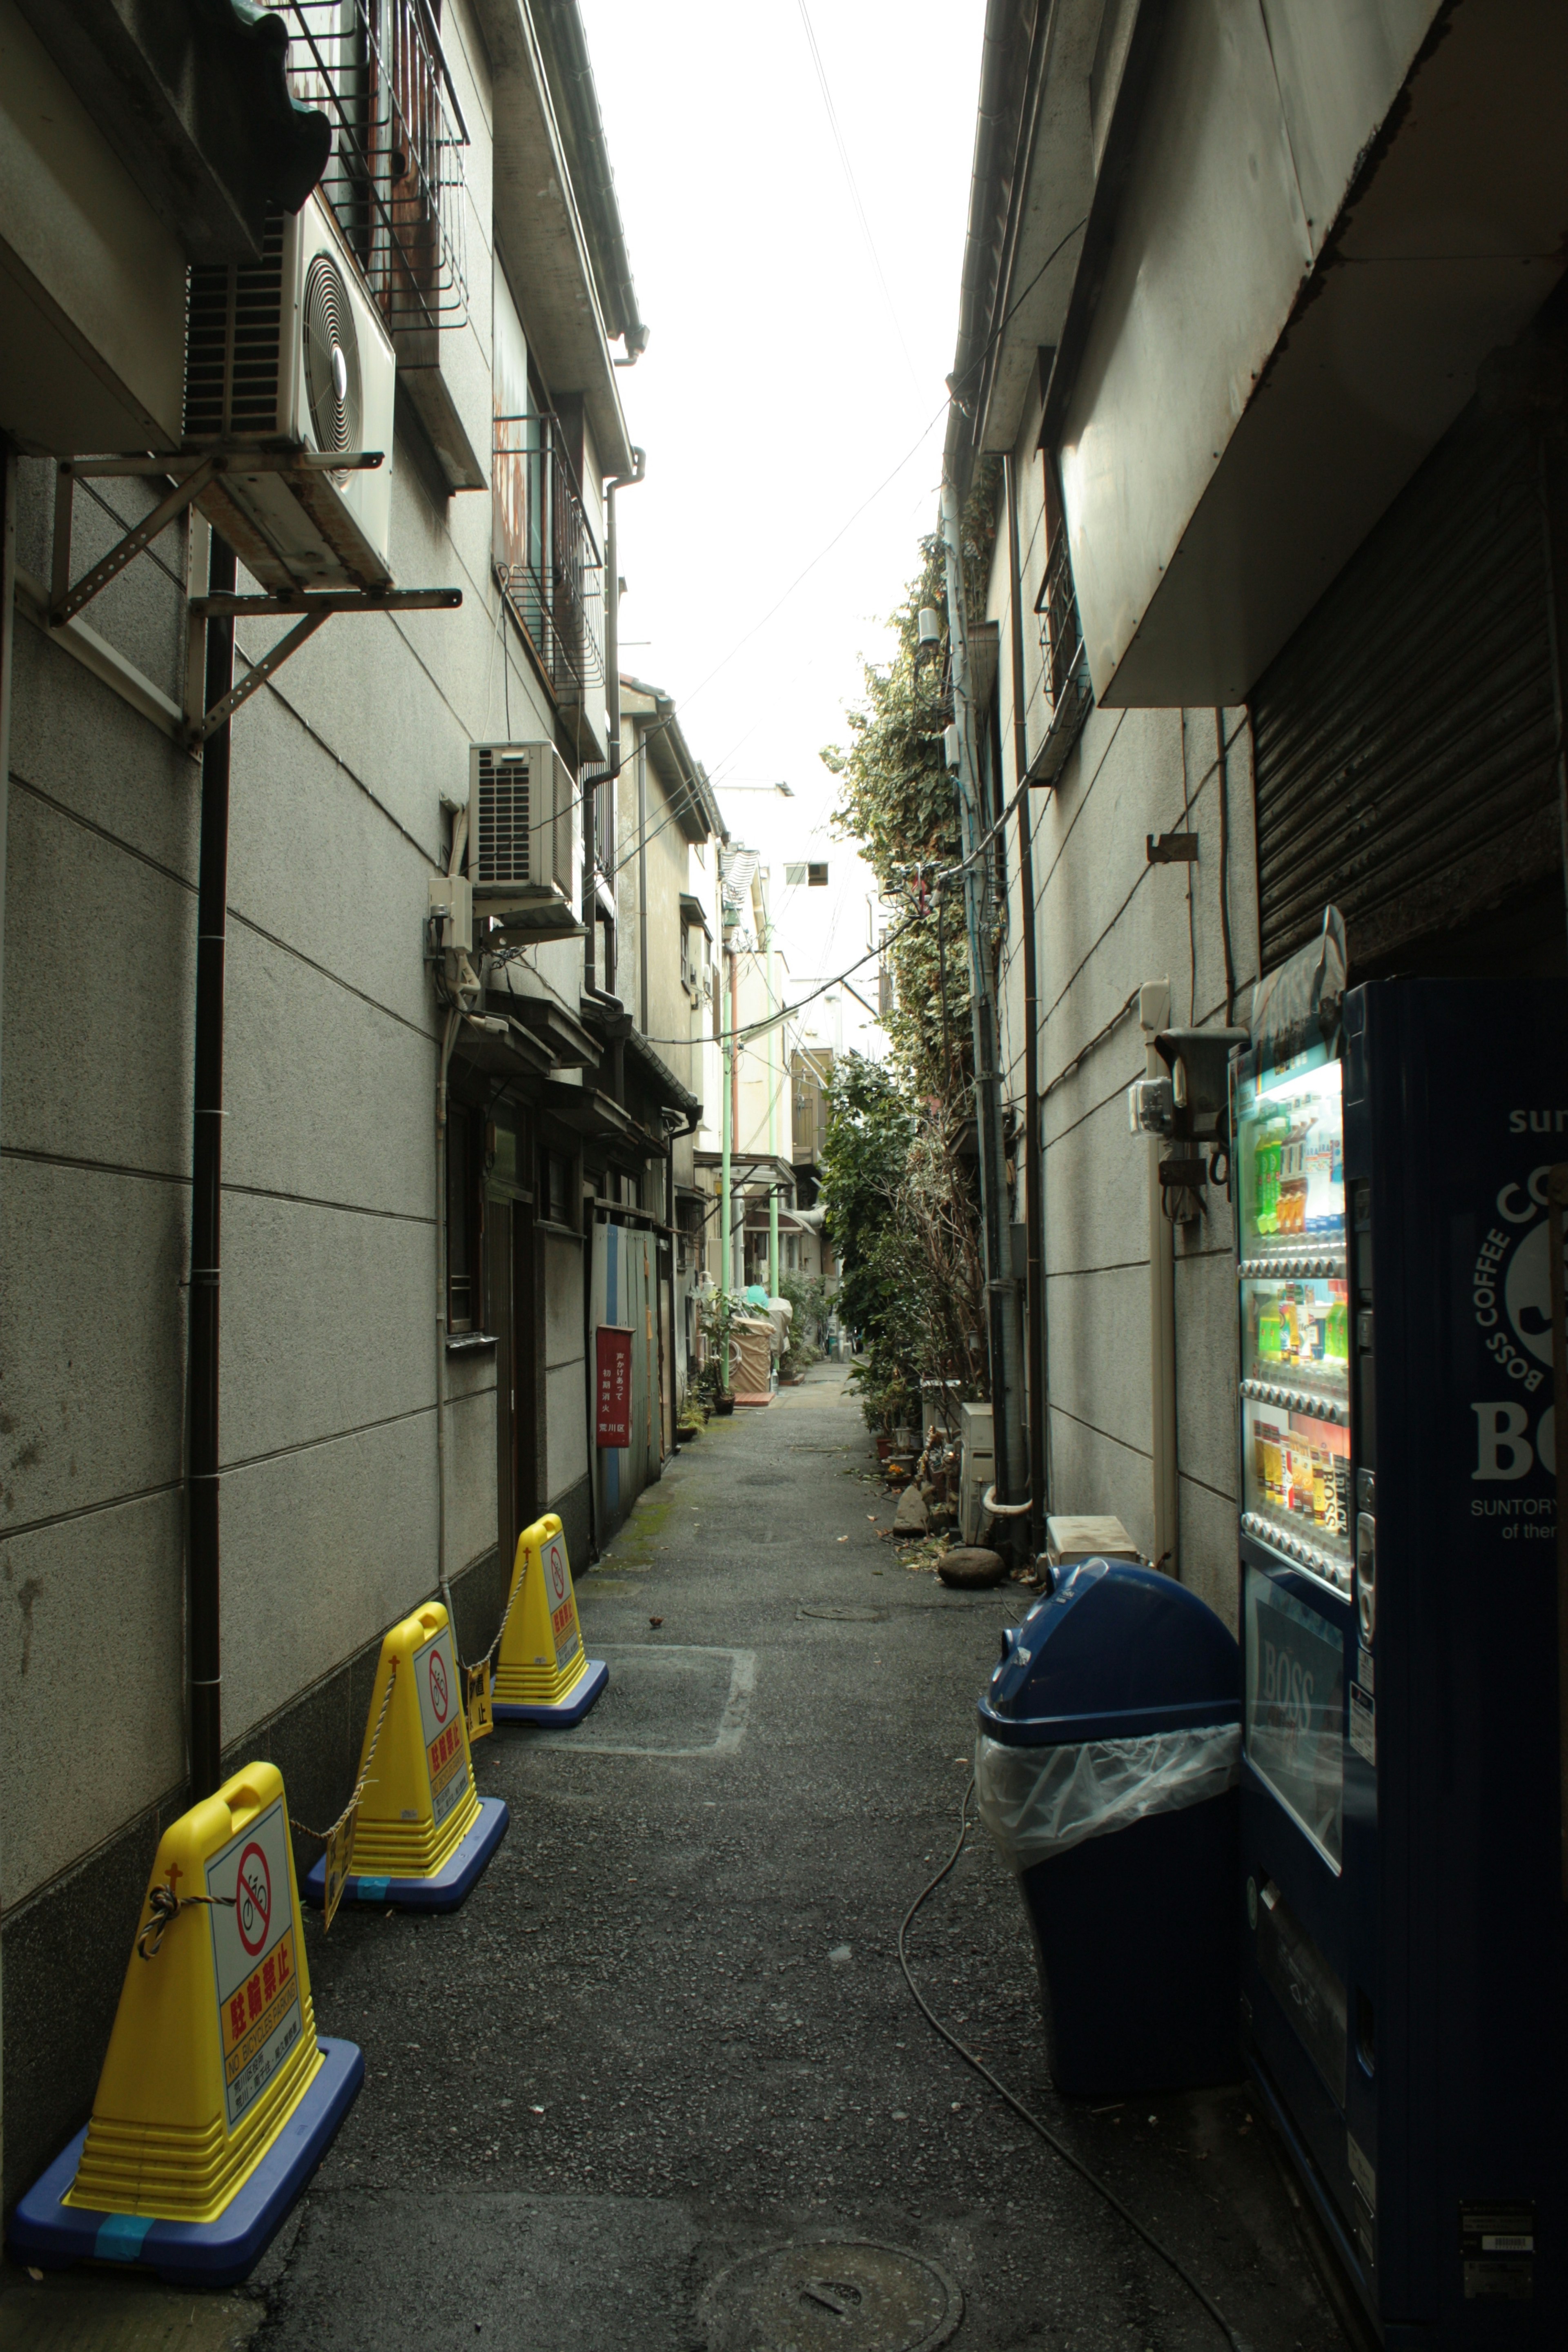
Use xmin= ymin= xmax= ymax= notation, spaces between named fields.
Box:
xmin=1251 ymin=406 xmax=1558 ymax=973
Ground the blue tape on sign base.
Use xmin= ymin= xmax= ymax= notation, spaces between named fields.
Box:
xmin=303 ymin=1795 xmax=509 ymax=1915
xmin=492 ymin=1657 xmax=610 ymax=1727
xmin=7 ymin=2037 xmax=363 ymax=2289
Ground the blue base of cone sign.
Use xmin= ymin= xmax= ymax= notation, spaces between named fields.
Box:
xmin=492 ymin=1658 xmax=610 ymax=1727
xmin=8 ymin=2036 xmax=363 ymax=2288
xmin=303 ymin=1794 xmax=509 ymax=1914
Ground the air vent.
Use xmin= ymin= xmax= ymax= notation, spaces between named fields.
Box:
xmin=184 ymin=213 xmax=285 ymax=441
xmin=467 ymin=742 xmax=580 ymax=936
xmin=474 ymin=746 xmax=535 ymax=885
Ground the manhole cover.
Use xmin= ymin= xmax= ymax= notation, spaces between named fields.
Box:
xmin=700 ymin=2239 xmax=961 ymax=2352
xmin=739 ymin=1472 xmax=791 ymax=1487
xmin=797 ymin=1605 xmax=887 ymax=1623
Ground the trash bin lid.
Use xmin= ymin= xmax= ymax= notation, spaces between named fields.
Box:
xmin=977 ymin=1557 xmax=1240 ymax=1747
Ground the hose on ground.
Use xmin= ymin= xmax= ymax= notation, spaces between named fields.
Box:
xmin=897 ymin=1775 xmax=1252 ymax=2352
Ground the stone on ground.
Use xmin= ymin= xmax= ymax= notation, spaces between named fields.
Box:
xmin=938 ymin=1544 xmax=1007 ymax=1587
xmin=892 ymin=1484 xmax=929 ymax=1535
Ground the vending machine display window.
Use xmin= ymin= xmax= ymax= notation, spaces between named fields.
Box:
xmin=1244 ymin=1567 xmax=1344 ymax=1872
xmin=1235 ymin=1044 xmax=1351 ymax=1597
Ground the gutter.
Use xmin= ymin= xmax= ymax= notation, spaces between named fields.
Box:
xmin=535 ymin=0 xmax=649 ymax=360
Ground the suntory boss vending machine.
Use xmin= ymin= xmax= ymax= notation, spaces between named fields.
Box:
xmin=1233 ymin=922 xmax=1567 ymax=2341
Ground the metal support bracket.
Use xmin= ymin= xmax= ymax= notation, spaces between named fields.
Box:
xmin=49 ymin=449 xmax=386 ymax=629
xmin=1147 ymin=831 xmax=1200 ymax=863
xmin=184 ymin=586 xmax=463 ymax=748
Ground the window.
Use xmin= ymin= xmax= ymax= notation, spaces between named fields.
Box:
xmin=541 ymin=1146 xmax=575 ymax=1229
xmin=784 ymin=861 xmax=830 ymax=887
xmin=1031 ymin=452 xmax=1094 ymax=784
xmin=446 ymin=1108 xmax=481 ymax=1330
xmin=492 ymin=407 xmax=604 ymax=708
xmin=269 ymin=1 xmax=468 ymax=336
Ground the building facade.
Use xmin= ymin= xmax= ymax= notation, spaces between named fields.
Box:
xmin=0 ymin=0 xmax=706 ymax=2203
xmin=943 ymin=0 xmax=1568 ymax=1626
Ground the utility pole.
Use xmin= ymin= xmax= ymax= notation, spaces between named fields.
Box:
xmin=940 ymin=472 xmax=1027 ymax=1531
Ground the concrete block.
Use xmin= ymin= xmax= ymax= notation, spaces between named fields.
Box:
xmin=1178 ymin=1472 xmax=1241 ymax=1634
xmin=543 ymin=1231 xmax=584 ymax=1367
xmin=1175 ymin=1245 xmax=1244 ymax=1500
xmin=219 ymin=1192 xmax=436 ymax=1466
xmin=2 ymin=778 xmax=194 ymax=1174
xmin=0 ymin=1487 xmax=184 ymax=1908
xmin=220 ymin=1405 xmax=437 ymax=1741
xmin=226 ymin=686 xmax=439 ymax=1037
xmin=1046 ymin=1399 xmax=1154 ymax=1564
xmin=444 ymin=1376 xmax=499 ymax=1582
xmin=222 ymin=924 xmax=435 ymax=1217
xmin=7 ymin=620 xmax=200 ymax=886
xmin=1043 ymin=1085 xmax=1148 ymax=1281
xmin=1047 ymin=1262 xmax=1153 ymax=1465
xmin=546 ymin=1360 xmax=588 ymax=1500
xmin=0 ymin=1158 xmax=187 ymax=1529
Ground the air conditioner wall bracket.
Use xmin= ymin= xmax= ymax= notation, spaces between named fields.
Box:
xmin=49 ymin=450 xmax=385 ymax=629
xmin=184 ymin=587 xmax=463 ymax=749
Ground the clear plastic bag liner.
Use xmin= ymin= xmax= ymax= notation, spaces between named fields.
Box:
xmin=975 ymin=1723 xmax=1241 ymax=1872
xmin=1250 ymin=904 xmax=1346 ymax=1071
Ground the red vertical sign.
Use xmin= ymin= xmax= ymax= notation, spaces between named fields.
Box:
xmin=596 ymin=1324 xmax=634 ymax=1447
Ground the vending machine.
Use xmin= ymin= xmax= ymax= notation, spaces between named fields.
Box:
xmin=1233 ymin=925 xmax=1567 ymax=2339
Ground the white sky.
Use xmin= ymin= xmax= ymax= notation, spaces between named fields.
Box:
xmin=579 ymin=0 xmax=985 ymax=1013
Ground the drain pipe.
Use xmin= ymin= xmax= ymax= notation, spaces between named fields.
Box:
xmin=1005 ymin=453 xmax=1047 ymax=1552
xmin=940 ymin=472 xmax=1025 ymax=1533
xmin=187 ymin=534 xmax=236 ymax=1799
xmin=1141 ymin=979 xmax=1178 ymax=1572
xmin=595 ymin=448 xmax=646 ymax=991
xmin=434 ymin=1003 xmax=461 ymax=1621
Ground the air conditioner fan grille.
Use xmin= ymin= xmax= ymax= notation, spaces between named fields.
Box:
xmin=476 ymin=749 xmax=533 ymax=885
xmin=302 ymin=251 xmax=361 ymax=469
xmin=184 ymin=213 xmax=285 ymax=442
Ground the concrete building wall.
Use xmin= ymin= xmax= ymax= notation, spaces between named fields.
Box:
xmin=983 ymin=421 xmax=1261 ymax=1629
xmin=0 ymin=0 xmax=634 ymax=2198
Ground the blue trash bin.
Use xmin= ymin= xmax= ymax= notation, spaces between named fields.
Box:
xmin=976 ymin=1557 xmax=1243 ymax=2098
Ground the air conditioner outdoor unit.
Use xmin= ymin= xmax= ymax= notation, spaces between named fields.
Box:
xmin=183 ymin=191 xmax=395 ymax=592
xmin=468 ymin=743 xmax=583 ymax=942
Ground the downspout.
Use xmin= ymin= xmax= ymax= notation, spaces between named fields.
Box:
xmin=766 ymin=915 xmax=779 ymax=1298
xmin=1005 ymin=454 xmax=1046 ymax=1553
xmin=1141 ymin=978 xmax=1178 ymax=1571
xmin=719 ymin=938 xmax=733 ymax=1363
xmin=595 ymin=447 xmax=646 ymax=989
xmin=730 ymin=944 xmax=742 ymax=1292
xmin=0 ymin=434 xmax=15 ymax=2136
xmin=637 ymin=724 xmax=649 ymax=1032
xmin=940 ymin=474 xmax=1025 ymax=1531
xmin=434 ymin=1004 xmax=461 ymax=1618
xmin=188 ymin=534 xmax=236 ymax=1799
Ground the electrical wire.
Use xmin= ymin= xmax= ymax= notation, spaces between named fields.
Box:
xmin=898 ymin=1778 xmax=1252 ymax=2352
xmin=795 ymin=0 xmax=919 ymax=390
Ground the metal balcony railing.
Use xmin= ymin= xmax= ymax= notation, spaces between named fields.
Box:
xmin=493 ymin=414 xmax=605 ymax=706
xmin=265 ymin=0 xmax=468 ymax=334
xmin=1032 ymin=517 xmax=1093 ymax=786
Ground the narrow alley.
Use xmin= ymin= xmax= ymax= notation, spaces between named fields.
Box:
xmin=4 ymin=1368 xmax=1346 ymax=2352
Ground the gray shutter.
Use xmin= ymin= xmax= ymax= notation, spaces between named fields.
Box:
xmin=1250 ymin=405 xmax=1558 ymax=973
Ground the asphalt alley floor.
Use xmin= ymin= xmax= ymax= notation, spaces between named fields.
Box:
xmin=1 ymin=1364 xmax=1355 ymax=2352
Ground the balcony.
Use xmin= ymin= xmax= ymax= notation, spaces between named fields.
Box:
xmin=265 ymin=0 xmax=468 ymax=335
xmin=1029 ymin=517 xmax=1093 ymax=788
xmin=493 ymin=414 xmax=605 ymax=708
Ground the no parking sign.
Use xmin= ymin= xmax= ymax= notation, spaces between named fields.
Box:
xmin=205 ymin=1799 xmax=302 ymax=2130
xmin=414 ymin=1624 xmax=468 ymax=1832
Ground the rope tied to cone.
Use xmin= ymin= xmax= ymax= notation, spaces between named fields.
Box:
xmin=136 ymin=1884 xmax=235 ymax=1962
xmin=289 ymin=1657 xmax=399 ymax=1844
